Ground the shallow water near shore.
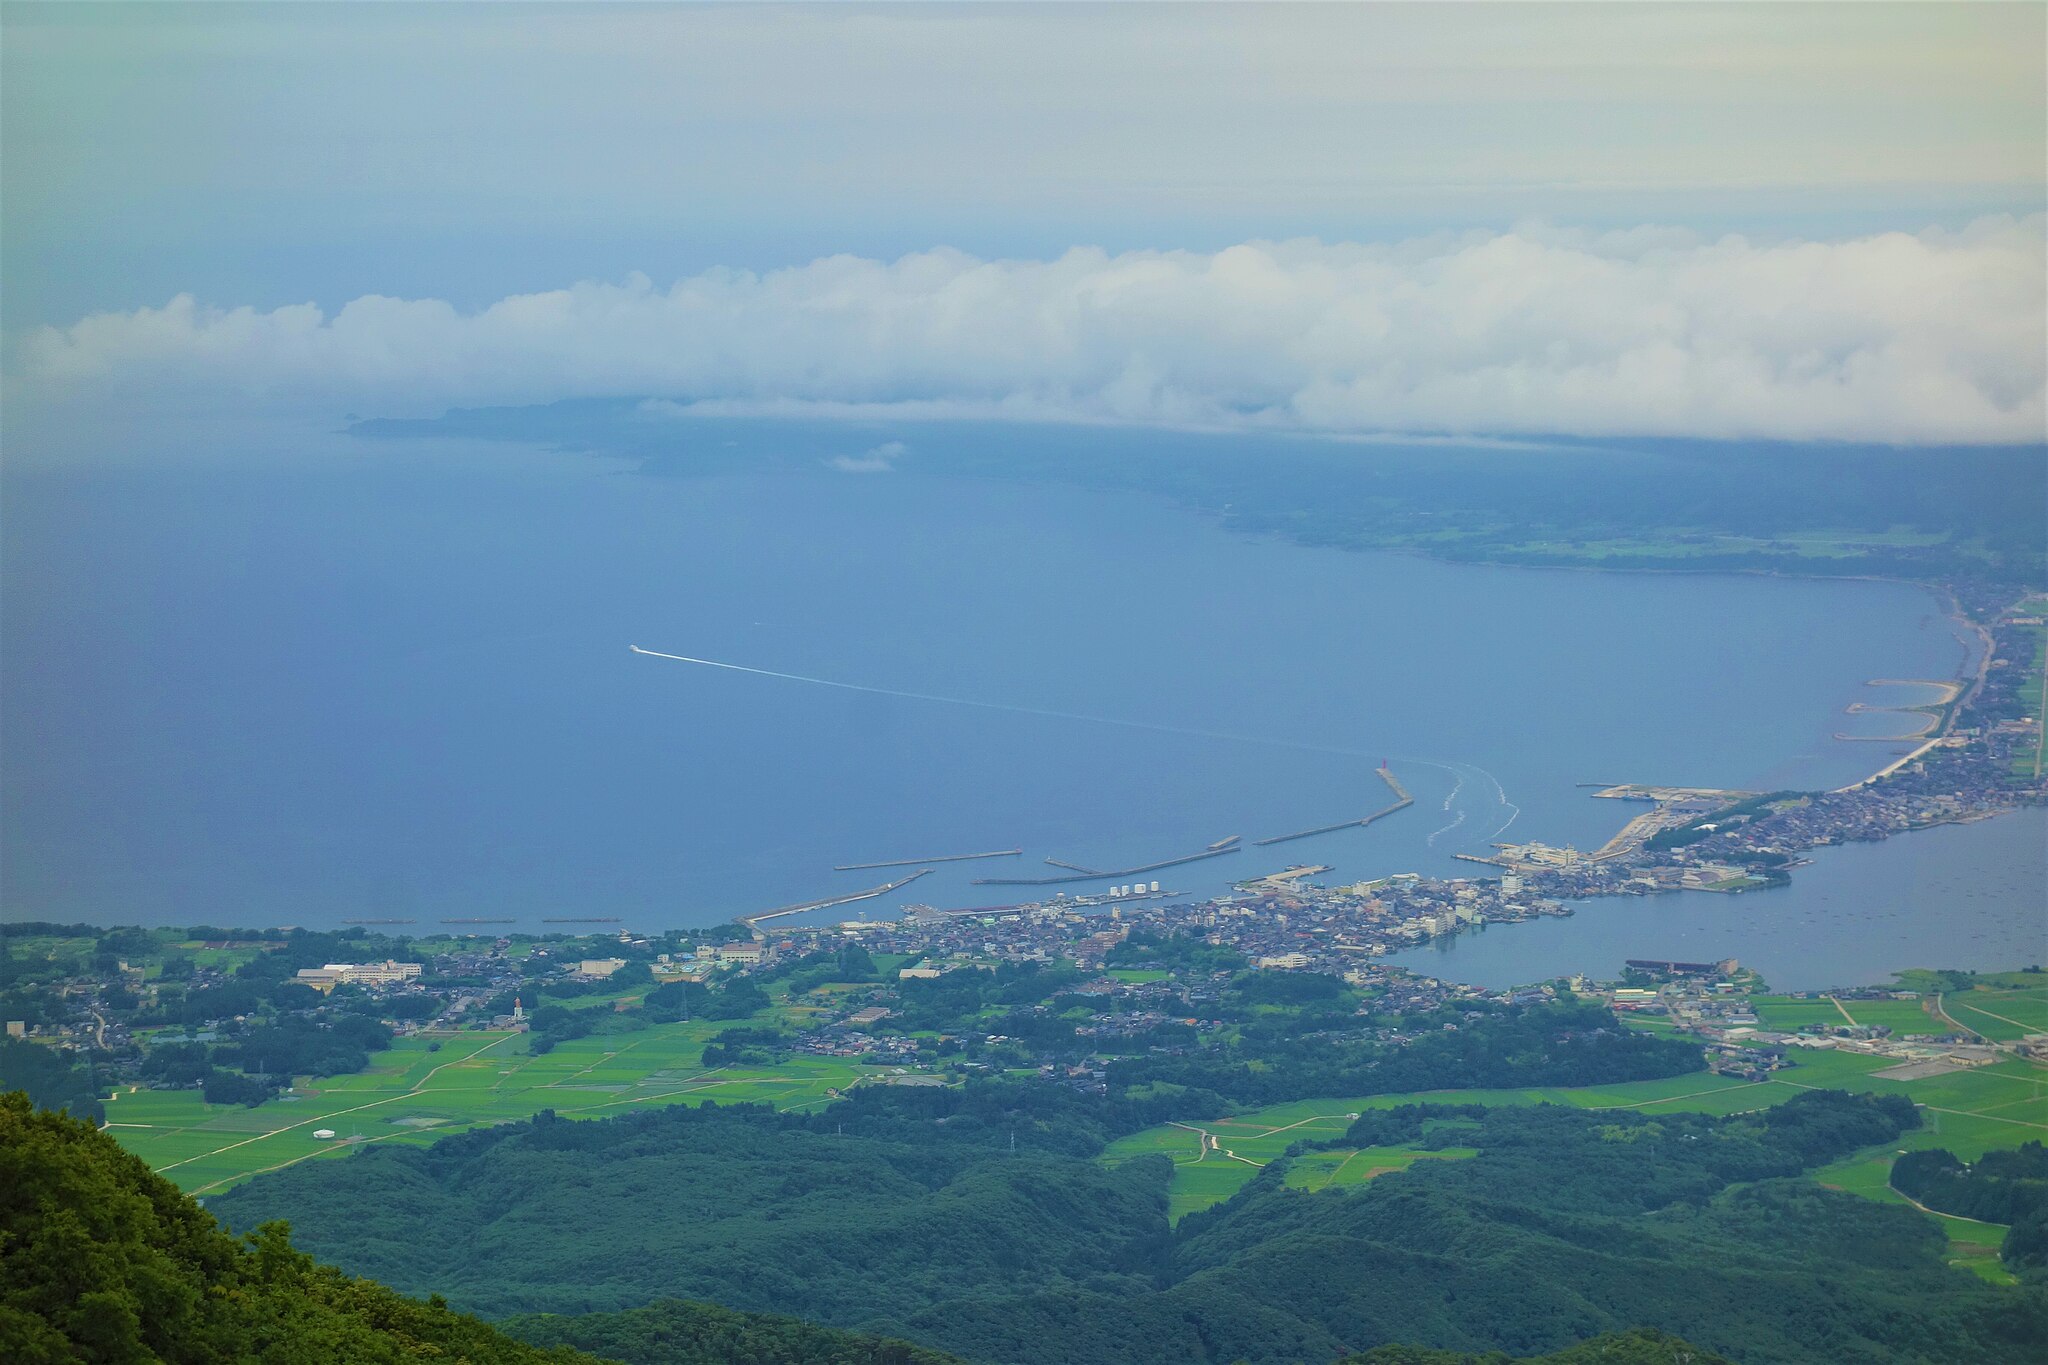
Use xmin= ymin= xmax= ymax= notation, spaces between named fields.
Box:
xmin=1 ymin=430 xmax=2021 ymax=982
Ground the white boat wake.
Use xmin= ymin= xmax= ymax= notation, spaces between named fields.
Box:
xmin=631 ymin=645 xmax=1377 ymax=761
xmin=1470 ymin=763 xmax=1523 ymax=842
xmin=635 ymin=647 xmax=1529 ymax=845
xmin=1395 ymin=756 xmax=1519 ymax=850
xmin=1424 ymin=766 xmax=1468 ymax=845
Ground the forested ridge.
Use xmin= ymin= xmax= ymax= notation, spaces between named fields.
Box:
xmin=0 ymin=1092 xmax=989 ymax=1365
xmin=210 ymin=1099 xmax=1178 ymax=1320
xmin=0 ymin=1092 xmax=597 ymax=1365
xmin=4 ymin=1087 xmax=1750 ymax=1365
xmin=208 ymin=1085 xmax=2047 ymax=1365
xmin=504 ymin=1301 xmax=962 ymax=1365
xmin=1335 ymin=1332 xmax=1734 ymax=1365
xmin=1108 ymin=997 xmax=1699 ymax=1106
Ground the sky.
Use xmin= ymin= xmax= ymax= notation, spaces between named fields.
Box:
xmin=4 ymin=1 xmax=2045 ymax=445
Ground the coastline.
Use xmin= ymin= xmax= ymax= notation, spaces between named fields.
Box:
xmin=6 ymin=454 xmax=2037 ymax=936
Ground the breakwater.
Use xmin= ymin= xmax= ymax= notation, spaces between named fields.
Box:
xmin=1254 ymin=765 xmax=1414 ymax=846
xmin=833 ymin=848 xmax=1021 ymax=871
xmin=743 ymin=868 xmax=933 ymax=924
xmin=971 ymin=845 xmax=1239 ymax=886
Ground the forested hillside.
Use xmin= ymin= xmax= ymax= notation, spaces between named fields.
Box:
xmin=210 ymin=1098 xmax=1176 ymax=1320
xmin=0 ymin=1036 xmax=105 ymax=1125
xmin=0 ymin=1092 xmax=596 ymax=1365
xmin=210 ymin=1085 xmax=2048 ymax=1365
xmin=505 ymin=1301 xmax=961 ymax=1365
xmin=1891 ymin=1141 xmax=2048 ymax=1271
xmin=1337 ymin=1331 xmax=1734 ymax=1365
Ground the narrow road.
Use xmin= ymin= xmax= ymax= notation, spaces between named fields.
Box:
xmin=1167 ymin=1119 xmax=1264 ymax=1167
xmin=159 ymin=1033 xmax=518 ymax=1176
xmin=1892 ymin=1188 xmax=2004 ymax=1228
xmin=1931 ymin=993 xmax=1973 ymax=1036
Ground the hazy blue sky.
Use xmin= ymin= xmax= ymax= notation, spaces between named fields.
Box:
xmin=5 ymin=2 xmax=2044 ymax=443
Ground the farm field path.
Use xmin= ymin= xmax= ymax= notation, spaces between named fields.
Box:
xmin=108 ymin=1018 xmax=880 ymax=1195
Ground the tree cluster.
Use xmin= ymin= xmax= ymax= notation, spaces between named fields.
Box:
xmin=1892 ymin=1142 xmax=2048 ymax=1271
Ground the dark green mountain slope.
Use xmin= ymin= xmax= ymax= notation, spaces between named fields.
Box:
xmin=1339 ymin=1329 xmax=1733 ymax=1364
xmin=210 ymin=1100 xmax=1174 ymax=1320
xmin=505 ymin=1300 xmax=961 ymax=1365
xmin=889 ymin=1095 xmax=2046 ymax=1364
xmin=0 ymin=1091 xmax=596 ymax=1365
xmin=212 ymin=1087 xmax=2047 ymax=1365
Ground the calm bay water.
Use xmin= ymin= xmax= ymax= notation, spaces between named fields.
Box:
xmin=1388 ymin=807 xmax=2046 ymax=991
xmin=3 ymin=429 xmax=2028 ymax=988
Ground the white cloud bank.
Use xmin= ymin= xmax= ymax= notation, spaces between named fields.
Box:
xmin=21 ymin=219 xmax=2046 ymax=444
xmin=828 ymin=441 xmax=907 ymax=474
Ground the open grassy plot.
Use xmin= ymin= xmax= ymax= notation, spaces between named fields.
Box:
xmin=105 ymin=1017 xmax=885 ymax=1197
xmin=1165 ymin=1161 xmax=1266 ymax=1220
xmin=1831 ymin=997 xmax=1948 ymax=1035
xmin=1817 ymin=1149 xmax=2022 ymax=1285
xmin=1782 ymin=1051 xmax=2047 ymax=1279
xmin=1104 ymin=1048 xmax=2046 ymax=1222
xmin=6 ymin=932 xmax=99 ymax=963
xmin=1101 ymin=1071 xmax=1766 ymax=1219
xmin=1932 ymin=1216 xmax=2018 ymax=1285
xmin=1749 ymin=994 xmax=1943 ymax=1036
xmin=180 ymin=946 xmax=280 ymax=972
xmin=1941 ymin=982 xmax=2048 ymax=1041
xmin=1748 ymin=997 xmax=1843 ymax=1031
xmin=1284 ymin=1144 xmax=1477 ymax=1194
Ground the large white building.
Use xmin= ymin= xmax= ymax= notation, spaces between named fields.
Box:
xmin=295 ymin=960 xmax=423 ymax=990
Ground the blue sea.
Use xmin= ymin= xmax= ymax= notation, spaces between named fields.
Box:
xmin=2 ymin=424 xmax=2032 ymax=986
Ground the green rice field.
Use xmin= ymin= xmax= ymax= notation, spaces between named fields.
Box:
xmin=1103 ymin=1046 xmax=2047 ymax=1239
xmin=1750 ymin=994 xmax=1945 ymax=1037
xmin=1941 ymin=986 xmax=2048 ymax=1042
xmin=102 ymin=1019 xmax=880 ymax=1197
xmin=1284 ymin=1144 xmax=1478 ymax=1195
